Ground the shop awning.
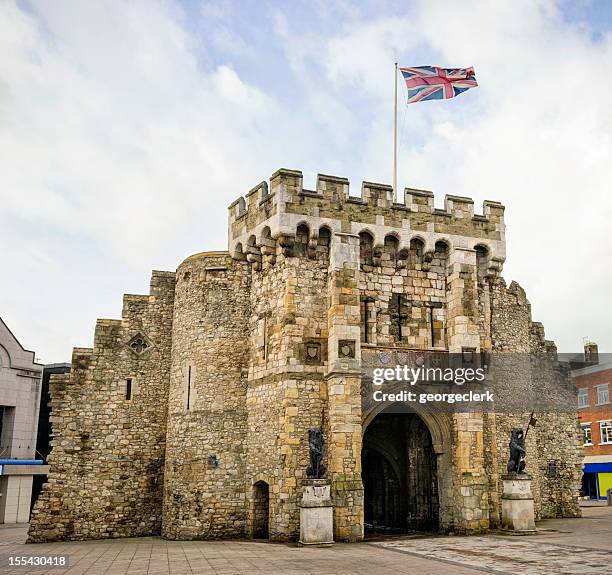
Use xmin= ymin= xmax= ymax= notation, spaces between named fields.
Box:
xmin=584 ymin=462 xmax=612 ymax=473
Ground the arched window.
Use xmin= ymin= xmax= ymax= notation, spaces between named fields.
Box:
xmin=318 ymin=226 xmax=331 ymax=261
xmin=359 ymin=231 xmax=374 ymax=267
xmin=435 ymin=240 xmax=449 ymax=254
xmin=430 ymin=240 xmax=449 ymax=275
xmin=259 ymin=226 xmax=274 ymax=254
xmin=409 ymin=237 xmax=424 ymax=261
xmin=295 ymin=224 xmax=310 ymax=257
xmin=252 ymin=481 xmax=269 ymax=539
xmin=475 ymin=244 xmax=489 ymax=280
xmin=383 ymin=235 xmax=399 ymax=267
xmin=234 ymin=242 xmax=246 ymax=261
xmin=261 ymin=226 xmax=272 ymax=242
xmin=238 ymin=197 xmax=246 ymax=215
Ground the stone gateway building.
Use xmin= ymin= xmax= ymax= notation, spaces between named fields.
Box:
xmin=29 ymin=169 xmax=583 ymax=543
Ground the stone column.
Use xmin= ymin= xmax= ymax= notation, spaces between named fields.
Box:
xmin=325 ymin=232 xmax=364 ymax=541
xmin=447 ymin=247 xmax=489 ymax=533
xmin=446 ymin=247 xmax=480 ymax=353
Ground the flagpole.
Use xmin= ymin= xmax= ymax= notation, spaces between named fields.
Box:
xmin=393 ymin=62 xmax=398 ymax=200
xmin=524 ymin=411 xmax=535 ymax=439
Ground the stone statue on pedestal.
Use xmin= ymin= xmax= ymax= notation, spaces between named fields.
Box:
xmin=506 ymin=428 xmax=526 ymax=474
xmin=301 ymin=427 xmax=333 ymax=545
xmin=306 ymin=427 xmax=326 ymax=479
xmin=501 ymin=427 xmax=536 ymax=534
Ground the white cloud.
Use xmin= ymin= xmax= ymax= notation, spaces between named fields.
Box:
xmin=267 ymin=0 xmax=612 ymax=351
xmin=0 ymin=0 xmax=610 ymax=361
xmin=0 ymin=0 xmax=291 ymax=360
xmin=403 ymin=0 xmax=612 ymax=352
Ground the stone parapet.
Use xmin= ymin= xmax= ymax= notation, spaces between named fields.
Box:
xmin=228 ymin=169 xmax=506 ymax=272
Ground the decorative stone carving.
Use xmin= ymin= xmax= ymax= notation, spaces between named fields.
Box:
xmin=127 ymin=333 xmax=153 ymax=356
xmin=487 ymin=257 xmax=504 ymax=277
xmin=277 ymin=234 xmax=294 ymax=257
xmin=422 ymin=250 xmax=434 ymax=271
xmin=304 ymin=342 xmax=321 ymax=365
xmin=338 ymin=340 xmax=355 ymax=359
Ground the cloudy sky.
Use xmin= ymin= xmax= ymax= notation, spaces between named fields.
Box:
xmin=1 ymin=0 xmax=611 ymax=362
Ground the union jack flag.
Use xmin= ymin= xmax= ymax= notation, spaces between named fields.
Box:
xmin=399 ymin=66 xmax=478 ymax=104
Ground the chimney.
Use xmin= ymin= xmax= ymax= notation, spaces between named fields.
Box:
xmin=584 ymin=341 xmax=599 ymax=365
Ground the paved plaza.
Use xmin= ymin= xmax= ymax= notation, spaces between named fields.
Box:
xmin=1 ymin=504 xmax=610 ymax=575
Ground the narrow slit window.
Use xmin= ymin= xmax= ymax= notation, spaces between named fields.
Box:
xmin=390 ymin=293 xmax=405 ymax=342
xmin=126 ymin=378 xmax=132 ymax=401
xmin=187 ymin=365 xmax=192 ymax=410
xmin=364 ymin=300 xmax=370 ymax=343
xmin=397 ymin=295 xmax=403 ymax=341
xmin=263 ymin=316 xmax=268 ymax=362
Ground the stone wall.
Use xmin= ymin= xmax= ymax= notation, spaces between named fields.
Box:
xmin=245 ymin=233 xmax=329 ymax=540
xmin=28 ymin=271 xmax=175 ymax=541
xmin=535 ymin=411 xmax=582 ymax=518
xmin=487 ymin=277 xmax=582 ymax=524
xmin=29 ymin=168 xmax=582 ymax=543
xmin=162 ymin=253 xmax=250 ymax=540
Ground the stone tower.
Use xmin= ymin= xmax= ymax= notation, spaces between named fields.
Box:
xmin=28 ymin=169 xmax=582 ymax=543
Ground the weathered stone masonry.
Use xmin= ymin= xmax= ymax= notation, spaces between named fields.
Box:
xmin=29 ymin=271 xmax=175 ymax=541
xmin=29 ymin=168 xmax=582 ymax=543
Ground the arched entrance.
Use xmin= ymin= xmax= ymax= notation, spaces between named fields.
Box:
xmin=252 ymin=481 xmax=269 ymax=539
xmin=362 ymin=407 xmax=439 ymax=533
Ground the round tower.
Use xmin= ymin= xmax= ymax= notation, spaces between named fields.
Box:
xmin=162 ymin=251 xmax=250 ymax=539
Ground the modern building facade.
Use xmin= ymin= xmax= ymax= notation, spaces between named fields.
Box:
xmin=572 ymin=343 xmax=612 ymax=499
xmin=0 ymin=317 xmax=47 ymax=523
xmin=29 ymin=170 xmax=583 ymax=543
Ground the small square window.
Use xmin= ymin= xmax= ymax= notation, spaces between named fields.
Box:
xmin=578 ymin=388 xmax=589 ymax=408
xmin=596 ymin=384 xmax=609 ymax=405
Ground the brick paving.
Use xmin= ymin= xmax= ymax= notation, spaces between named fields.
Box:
xmin=1 ymin=505 xmax=610 ymax=575
xmin=371 ymin=504 xmax=612 ymax=575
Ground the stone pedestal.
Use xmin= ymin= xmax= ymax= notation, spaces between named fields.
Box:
xmin=299 ymin=479 xmax=334 ymax=546
xmin=501 ymin=474 xmax=536 ymax=534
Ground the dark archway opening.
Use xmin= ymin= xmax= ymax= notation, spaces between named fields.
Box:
xmin=252 ymin=481 xmax=269 ymax=539
xmin=362 ymin=409 xmax=439 ymax=534
xmin=581 ymin=472 xmax=599 ymax=499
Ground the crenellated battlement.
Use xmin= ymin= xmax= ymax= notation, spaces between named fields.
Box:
xmin=228 ymin=169 xmax=506 ymax=265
